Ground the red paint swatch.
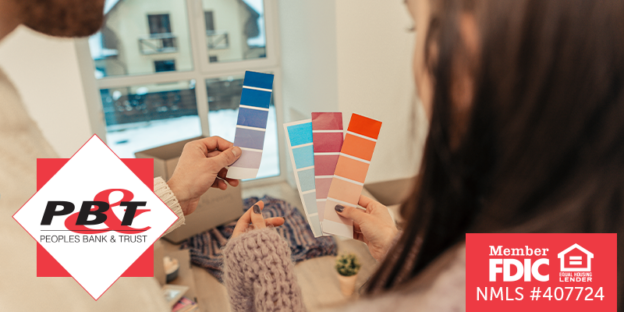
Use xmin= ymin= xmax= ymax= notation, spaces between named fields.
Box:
xmin=312 ymin=112 xmax=343 ymax=130
xmin=312 ymin=112 xmax=344 ymax=227
xmin=347 ymin=114 xmax=382 ymax=139
xmin=314 ymin=154 xmax=340 ymax=175
xmin=313 ymin=133 xmax=344 ymax=152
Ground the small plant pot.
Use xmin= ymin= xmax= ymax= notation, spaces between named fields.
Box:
xmin=337 ymin=273 xmax=358 ymax=297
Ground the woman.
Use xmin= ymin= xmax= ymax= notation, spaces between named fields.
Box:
xmin=223 ymin=0 xmax=624 ymax=311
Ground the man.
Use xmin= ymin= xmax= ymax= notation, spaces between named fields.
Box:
xmin=0 ymin=0 xmax=242 ymax=310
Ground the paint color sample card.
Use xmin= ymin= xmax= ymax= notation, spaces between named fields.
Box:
xmin=226 ymin=71 xmax=274 ymax=179
xmin=284 ymin=120 xmax=323 ymax=237
xmin=311 ymin=112 xmax=343 ymax=228
xmin=322 ymin=114 xmax=382 ymax=238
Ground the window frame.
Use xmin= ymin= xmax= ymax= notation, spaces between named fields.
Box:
xmin=75 ymin=0 xmax=286 ymax=187
xmin=147 ymin=13 xmax=173 ymax=35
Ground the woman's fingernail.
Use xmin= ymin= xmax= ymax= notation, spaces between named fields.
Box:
xmin=252 ymin=204 xmax=261 ymax=214
xmin=335 ymin=205 xmax=345 ymax=213
xmin=232 ymin=146 xmax=241 ymax=157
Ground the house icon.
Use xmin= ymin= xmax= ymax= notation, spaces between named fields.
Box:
xmin=557 ymin=244 xmax=594 ymax=272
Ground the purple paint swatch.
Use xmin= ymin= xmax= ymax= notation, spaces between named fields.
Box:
xmin=233 ymin=149 xmax=263 ymax=168
xmin=233 ymin=128 xmax=266 ymax=150
xmin=237 ymin=108 xmax=269 ymax=129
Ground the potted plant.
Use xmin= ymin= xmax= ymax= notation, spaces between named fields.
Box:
xmin=335 ymin=253 xmax=361 ymax=297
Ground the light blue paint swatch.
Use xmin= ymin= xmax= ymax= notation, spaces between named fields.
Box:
xmin=302 ymin=192 xmax=318 ymax=215
xmin=284 ymin=120 xmax=322 ymax=237
xmin=287 ymin=123 xmax=313 ymax=146
xmin=298 ymin=168 xmax=316 ymax=192
xmin=292 ymin=145 xmax=314 ymax=169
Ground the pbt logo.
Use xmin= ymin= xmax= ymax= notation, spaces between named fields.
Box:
xmin=41 ymin=189 xmax=150 ymax=234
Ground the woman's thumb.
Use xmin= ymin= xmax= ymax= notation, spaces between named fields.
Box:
xmin=334 ymin=204 xmax=367 ymax=224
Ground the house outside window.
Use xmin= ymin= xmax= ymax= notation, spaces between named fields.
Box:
xmin=81 ymin=0 xmax=282 ymax=183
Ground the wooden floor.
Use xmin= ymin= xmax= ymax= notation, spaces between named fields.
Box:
xmin=162 ymin=181 xmax=378 ymax=312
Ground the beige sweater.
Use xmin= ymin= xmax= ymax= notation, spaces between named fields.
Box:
xmin=0 ymin=68 xmax=185 ymax=311
xmin=223 ymin=226 xmax=466 ymax=312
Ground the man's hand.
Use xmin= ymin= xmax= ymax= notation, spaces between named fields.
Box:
xmin=167 ymin=137 xmax=242 ymax=216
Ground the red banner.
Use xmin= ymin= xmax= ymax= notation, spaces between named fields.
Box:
xmin=466 ymin=233 xmax=617 ymax=311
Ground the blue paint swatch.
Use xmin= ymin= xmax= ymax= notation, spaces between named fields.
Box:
xmin=228 ymin=71 xmax=274 ymax=180
xmin=292 ymin=145 xmax=314 ymax=169
xmin=237 ymin=108 xmax=269 ymax=129
xmin=287 ymin=123 xmax=313 ymax=146
xmin=240 ymin=89 xmax=272 ymax=109
xmin=243 ymin=71 xmax=274 ymax=89
xmin=298 ymin=168 xmax=316 ymax=192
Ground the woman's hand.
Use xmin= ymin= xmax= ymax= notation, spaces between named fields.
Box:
xmin=232 ymin=201 xmax=285 ymax=238
xmin=335 ymin=195 xmax=398 ymax=262
xmin=167 ymin=137 xmax=242 ymax=216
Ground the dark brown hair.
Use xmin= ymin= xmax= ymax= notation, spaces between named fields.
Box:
xmin=366 ymin=0 xmax=624 ymax=308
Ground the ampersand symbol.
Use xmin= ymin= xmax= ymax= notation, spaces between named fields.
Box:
xmin=65 ymin=189 xmax=151 ymax=234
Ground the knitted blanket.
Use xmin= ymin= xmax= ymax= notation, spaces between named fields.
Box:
xmin=181 ymin=196 xmax=338 ymax=282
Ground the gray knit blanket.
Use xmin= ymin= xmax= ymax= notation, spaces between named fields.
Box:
xmin=180 ymin=196 xmax=338 ymax=282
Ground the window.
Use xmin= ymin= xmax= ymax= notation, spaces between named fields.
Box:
xmin=82 ymin=0 xmax=282 ymax=183
xmin=101 ymin=80 xmax=201 ymax=158
xmin=154 ymin=60 xmax=176 ymax=72
xmin=204 ymin=11 xmax=215 ymax=32
xmin=147 ymin=14 xmax=175 ymax=49
xmin=148 ymin=14 xmax=172 ymax=35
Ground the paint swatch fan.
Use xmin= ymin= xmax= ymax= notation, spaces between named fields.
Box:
xmin=227 ymin=71 xmax=274 ymax=179
xmin=285 ymin=113 xmax=382 ymax=239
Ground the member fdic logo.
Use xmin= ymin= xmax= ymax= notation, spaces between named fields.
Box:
xmin=13 ymin=136 xmax=178 ymax=300
xmin=466 ymin=233 xmax=617 ymax=311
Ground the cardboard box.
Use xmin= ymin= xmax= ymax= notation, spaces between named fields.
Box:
xmin=136 ymin=137 xmax=244 ymax=244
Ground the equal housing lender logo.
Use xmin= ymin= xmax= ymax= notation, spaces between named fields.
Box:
xmin=466 ymin=233 xmax=617 ymax=311
xmin=13 ymin=136 xmax=178 ymax=300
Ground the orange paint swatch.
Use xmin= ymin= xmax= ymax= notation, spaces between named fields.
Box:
xmin=322 ymin=113 xmax=382 ymax=239
xmin=327 ymin=178 xmax=363 ymax=204
xmin=333 ymin=156 xmax=369 ymax=183
xmin=340 ymin=134 xmax=377 ymax=161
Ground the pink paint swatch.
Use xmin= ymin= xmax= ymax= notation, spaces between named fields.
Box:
xmin=311 ymin=112 xmax=343 ymax=225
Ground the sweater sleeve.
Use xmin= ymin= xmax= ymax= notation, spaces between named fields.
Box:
xmin=223 ymin=227 xmax=305 ymax=312
xmin=153 ymin=177 xmax=185 ymax=236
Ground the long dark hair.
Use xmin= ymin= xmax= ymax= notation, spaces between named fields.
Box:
xmin=365 ymin=0 xmax=624 ymax=308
